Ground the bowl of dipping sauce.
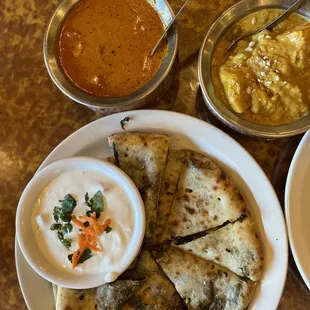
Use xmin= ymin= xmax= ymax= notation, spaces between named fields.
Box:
xmin=44 ymin=0 xmax=177 ymax=112
xmin=198 ymin=0 xmax=310 ymax=138
xmin=16 ymin=157 xmax=145 ymax=289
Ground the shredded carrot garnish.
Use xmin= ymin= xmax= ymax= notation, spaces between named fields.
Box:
xmin=72 ymin=218 xmax=86 ymax=229
xmin=71 ymin=214 xmax=112 ymax=269
xmin=78 ymin=233 xmax=87 ymax=248
xmin=100 ymin=218 xmax=112 ymax=233
xmin=79 ymin=216 xmax=101 ymax=234
xmin=85 ymin=233 xmax=101 ymax=252
xmin=71 ymin=234 xmax=87 ymax=269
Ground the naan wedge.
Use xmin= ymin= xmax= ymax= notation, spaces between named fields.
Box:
xmin=154 ymin=150 xmax=187 ymax=243
xmin=95 ymin=280 xmax=143 ymax=310
xmin=168 ymin=151 xmax=248 ymax=237
xmin=156 ymin=247 xmax=255 ymax=310
xmin=108 ymin=133 xmax=170 ymax=242
xmin=123 ymin=250 xmax=184 ymax=309
xmin=55 ymin=287 xmax=96 ymax=310
xmin=177 ymin=216 xmax=264 ymax=281
xmin=55 ymin=280 xmax=143 ymax=310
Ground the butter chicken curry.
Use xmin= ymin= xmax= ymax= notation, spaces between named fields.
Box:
xmin=212 ymin=10 xmax=310 ymax=125
xmin=58 ymin=0 xmax=167 ymax=97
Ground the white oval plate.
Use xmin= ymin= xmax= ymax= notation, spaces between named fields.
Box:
xmin=15 ymin=110 xmax=287 ymax=310
xmin=285 ymin=131 xmax=310 ymax=290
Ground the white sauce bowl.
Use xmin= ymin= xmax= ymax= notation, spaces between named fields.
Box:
xmin=16 ymin=157 xmax=145 ymax=289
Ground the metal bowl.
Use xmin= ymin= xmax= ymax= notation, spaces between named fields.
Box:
xmin=198 ymin=0 xmax=310 ymax=138
xmin=43 ymin=0 xmax=178 ymax=112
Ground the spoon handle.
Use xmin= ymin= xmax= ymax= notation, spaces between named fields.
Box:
xmin=151 ymin=0 xmax=190 ymax=56
xmin=226 ymin=0 xmax=309 ymax=53
xmin=263 ymin=0 xmax=309 ymax=31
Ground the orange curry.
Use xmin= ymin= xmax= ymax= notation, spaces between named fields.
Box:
xmin=58 ymin=0 xmax=166 ymax=97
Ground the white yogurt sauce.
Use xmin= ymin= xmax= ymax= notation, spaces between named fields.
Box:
xmin=31 ymin=169 xmax=134 ymax=277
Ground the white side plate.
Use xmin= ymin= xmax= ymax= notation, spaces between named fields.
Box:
xmin=15 ymin=110 xmax=288 ymax=310
xmin=285 ymin=131 xmax=310 ymax=289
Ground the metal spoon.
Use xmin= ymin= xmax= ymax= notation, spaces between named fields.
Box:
xmin=151 ymin=0 xmax=190 ymax=56
xmin=226 ymin=0 xmax=309 ymax=53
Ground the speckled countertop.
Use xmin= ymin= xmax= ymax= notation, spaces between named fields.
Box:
xmin=1 ymin=0 xmax=310 ymax=309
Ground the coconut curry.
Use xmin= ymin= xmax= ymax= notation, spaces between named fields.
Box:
xmin=58 ymin=0 xmax=167 ymax=98
xmin=212 ymin=10 xmax=310 ymax=125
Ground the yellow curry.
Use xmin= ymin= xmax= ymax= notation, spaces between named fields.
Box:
xmin=212 ymin=10 xmax=310 ymax=125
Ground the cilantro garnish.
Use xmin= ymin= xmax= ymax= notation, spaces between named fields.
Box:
xmin=59 ymin=194 xmax=76 ymax=214
xmin=85 ymin=190 xmax=104 ymax=218
xmin=50 ymin=223 xmax=62 ymax=231
xmin=85 ymin=192 xmax=90 ymax=206
xmin=51 ymin=193 xmax=76 ymax=251
xmin=79 ymin=248 xmax=92 ymax=263
xmin=61 ymin=238 xmax=72 ymax=250
xmin=68 ymin=248 xmax=92 ymax=264
xmin=62 ymin=223 xmax=73 ymax=234
xmin=53 ymin=207 xmax=62 ymax=222
xmin=52 ymin=194 xmax=77 ymax=223
xmin=57 ymin=231 xmax=72 ymax=250
xmin=105 ymin=227 xmax=112 ymax=233
xmin=61 ymin=213 xmax=72 ymax=223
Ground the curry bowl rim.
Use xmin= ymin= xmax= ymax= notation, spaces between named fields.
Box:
xmin=43 ymin=0 xmax=178 ymax=110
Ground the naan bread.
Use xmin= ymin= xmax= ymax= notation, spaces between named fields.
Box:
xmin=123 ymin=250 xmax=184 ymax=309
xmin=154 ymin=150 xmax=187 ymax=243
xmin=178 ymin=216 xmax=264 ymax=281
xmin=55 ymin=280 xmax=143 ymax=310
xmin=156 ymin=247 xmax=255 ymax=310
xmin=108 ymin=133 xmax=170 ymax=242
xmin=95 ymin=280 xmax=143 ymax=310
xmin=168 ymin=151 xmax=248 ymax=237
xmin=55 ymin=287 xmax=96 ymax=310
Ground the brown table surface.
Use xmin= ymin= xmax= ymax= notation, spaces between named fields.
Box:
xmin=1 ymin=0 xmax=310 ymax=309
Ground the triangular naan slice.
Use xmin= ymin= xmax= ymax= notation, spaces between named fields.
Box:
xmin=123 ymin=250 xmax=184 ymax=309
xmin=156 ymin=247 xmax=255 ymax=310
xmin=154 ymin=150 xmax=187 ymax=243
xmin=168 ymin=151 xmax=248 ymax=237
xmin=108 ymin=133 xmax=170 ymax=242
xmin=55 ymin=286 xmax=96 ymax=310
xmin=95 ymin=280 xmax=143 ymax=310
xmin=178 ymin=216 xmax=264 ymax=281
xmin=55 ymin=280 xmax=143 ymax=310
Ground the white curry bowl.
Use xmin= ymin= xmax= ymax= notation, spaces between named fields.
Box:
xmin=15 ymin=157 xmax=145 ymax=289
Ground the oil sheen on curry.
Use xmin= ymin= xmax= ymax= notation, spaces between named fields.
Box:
xmin=58 ymin=0 xmax=167 ymax=97
xmin=212 ymin=10 xmax=310 ymax=125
